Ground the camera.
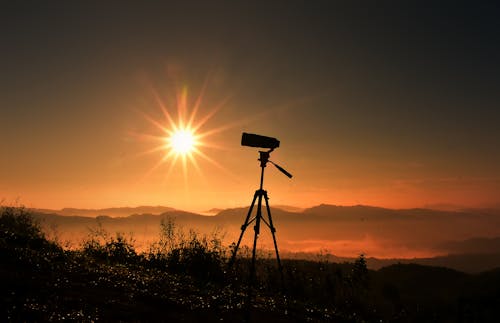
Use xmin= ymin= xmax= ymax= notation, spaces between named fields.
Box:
xmin=241 ymin=132 xmax=280 ymax=149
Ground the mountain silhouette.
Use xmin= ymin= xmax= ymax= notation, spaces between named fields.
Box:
xmin=30 ymin=204 xmax=500 ymax=272
xmin=33 ymin=206 xmax=175 ymax=218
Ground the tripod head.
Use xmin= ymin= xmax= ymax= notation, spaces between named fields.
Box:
xmin=258 ymin=149 xmax=293 ymax=178
xmin=241 ymin=132 xmax=293 ymax=188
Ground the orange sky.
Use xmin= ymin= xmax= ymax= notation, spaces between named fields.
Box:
xmin=2 ymin=79 xmax=498 ymax=212
xmin=1 ymin=2 xmax=499 ymax=212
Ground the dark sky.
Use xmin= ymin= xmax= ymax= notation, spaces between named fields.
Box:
xmin=1 ymin=1 xmax=499 ymax=210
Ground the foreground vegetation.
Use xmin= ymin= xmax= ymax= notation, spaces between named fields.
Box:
xmin=1 ymin=206 xmax=499 ymax=322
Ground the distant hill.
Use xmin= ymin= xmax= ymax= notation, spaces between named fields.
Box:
xmin=214 ymin=206 xmax=298 ymax=222
xmin=32 ymin=206 xmax=175 ymax=218
xmin=204 ymin=205 xmax=303 ymax=215
xmin=365 ymin=253 xmax=500 ymax=273
xmin=302 ymin=204 xmax=489 ymax=221
xmin=303 ymin=204 xmax=397 ymax=221
xmin=204 ymin=208 xmax=224 ymax=215
xmin=272 ymin=205 xmax=305 ymax=213
xmin=436 ymin=237 xmax=500 ymax=254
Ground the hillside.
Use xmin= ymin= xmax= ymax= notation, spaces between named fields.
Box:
xmin=2 ymin=206 xmax=499 ymax=322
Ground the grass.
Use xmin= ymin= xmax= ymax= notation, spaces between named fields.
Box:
xmin=1 ymin=206 xmax=498 ymax=322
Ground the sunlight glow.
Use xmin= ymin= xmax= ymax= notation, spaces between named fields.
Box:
xmin=169 ymin=128 xmax=196 ymax=155
xmin=132 ymin=78 xmax=235 ymax=185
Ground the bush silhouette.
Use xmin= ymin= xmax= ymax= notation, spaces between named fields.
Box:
xmin=148 ymin=217 xmax=226 ymax=284
xmin=83 ymin=231 xmax=139 ymax=264
xmin=0 ymin=206 xmax=59 ymax=252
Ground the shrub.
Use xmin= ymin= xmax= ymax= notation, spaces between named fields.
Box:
xmin=82 ymin=223 xmax=138 ymax=264
xmin=148 ymin=216 xmax=227 ymax=284
xmin=0 ymin=206 xmax=58 ymax=251
xmin=103 ymin=233 xmax=138 ymax=263
xmin=167 ymin=230 xmax=226 ymax=284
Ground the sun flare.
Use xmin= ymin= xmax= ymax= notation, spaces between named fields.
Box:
xmin=169 ymin=128 xmax=197 ymax=155
xmin=133 ymin=81 xmax=235 ymax=183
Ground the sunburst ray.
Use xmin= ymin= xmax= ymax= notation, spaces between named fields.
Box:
xmin=135 ymin=80 xmax=233 ymax=186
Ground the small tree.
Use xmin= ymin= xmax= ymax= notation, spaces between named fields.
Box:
xmin=351 ymin=254 xmax=369 ymax=288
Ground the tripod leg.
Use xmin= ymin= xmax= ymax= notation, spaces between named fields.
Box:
xmin=263 ymin=191 xmax=285 ymax=286
xmin=249 ymin=191 xmax=264 ymax=290
xmin=228 ymin=191 xmax=258 ymax=268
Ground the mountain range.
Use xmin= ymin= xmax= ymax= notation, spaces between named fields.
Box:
xmin=32 ymin=206 xmax=175 ymax=218
xmin=30 ymin=204 xmax=500 ymax=273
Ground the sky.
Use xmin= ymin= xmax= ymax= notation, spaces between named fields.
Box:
xmin=1 ymin=1 xmax=499 ymax=212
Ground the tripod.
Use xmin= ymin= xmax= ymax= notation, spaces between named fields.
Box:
xmin=228 ymin=149 xmax=292 ymax=287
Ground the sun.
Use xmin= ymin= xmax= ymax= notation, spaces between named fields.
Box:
xmin=133 ymin=81 xmax=234 ymax=182
xmin=168 ymin=128 xmax=197 ymax=155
